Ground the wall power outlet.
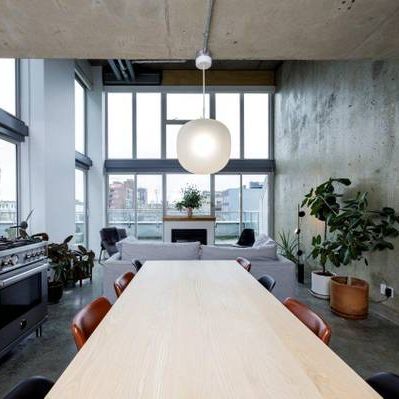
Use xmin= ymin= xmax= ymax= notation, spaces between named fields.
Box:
xmin=380 ymin=283 xmax=394 ymax=298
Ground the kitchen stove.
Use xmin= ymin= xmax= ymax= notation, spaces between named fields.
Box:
xmin=0 ymin=236 xmax=49 ymax=358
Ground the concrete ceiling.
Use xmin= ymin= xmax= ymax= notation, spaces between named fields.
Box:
xmin=0 ymin=0 xmax=398 ymax=60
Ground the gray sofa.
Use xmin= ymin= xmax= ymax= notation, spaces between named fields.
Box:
xmin=102 ymin=239 xmax=296 ymax=303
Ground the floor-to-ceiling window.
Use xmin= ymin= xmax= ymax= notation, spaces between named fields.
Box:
xmin=0 ymin=59 xmax=16 ymax=116
xmin=74 ymin=168 xmax=87 ymax=245
xmin=0 ymin=59 xmax=19 ymax=237
xmin=74 ymin=74 xmax=89 ymax=246
xmin=0 ymin=139 xmax=17 ymax=236
xmin=74 ymin=77 xmax=86 ymax=154
xmin=105 ymin=87 xmax=274 ymax=242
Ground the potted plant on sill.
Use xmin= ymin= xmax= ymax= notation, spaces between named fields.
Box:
xmin=175 ymin=184 xmax=204 ymax=217
xmin=47 ymin=235 xmax=74 ymax=303
xmin=302 ymin=178 xmax=351 ymax=298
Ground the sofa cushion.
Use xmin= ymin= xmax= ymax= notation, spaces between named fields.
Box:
xmin=119 ymin=241 xmax=201 ymax=262
xmin=253 ymin=234 xmax=274 ymax=248
xmin=116 ymin=236 xmax=137 ymax=253
xmin=200 ymin=243 xmax=277 ymax=261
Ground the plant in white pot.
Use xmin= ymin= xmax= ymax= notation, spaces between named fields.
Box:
xmin=302 ymin=178 xmax=351 ymax=298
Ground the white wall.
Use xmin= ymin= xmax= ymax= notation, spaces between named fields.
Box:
xmin=19 ymin=59 xmax=104 ymax=253
xmin=20 ymin=59 xmax=76 ymax=243
xmin=87 ymin=66 xmax=105 ymax=253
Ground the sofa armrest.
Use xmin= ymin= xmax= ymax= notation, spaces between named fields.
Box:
xmin=102 ymin=253 xmax=136 ymax=303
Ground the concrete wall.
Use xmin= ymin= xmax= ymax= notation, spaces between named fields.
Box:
xmin=274 ymin=60 xmax=399 ymax=313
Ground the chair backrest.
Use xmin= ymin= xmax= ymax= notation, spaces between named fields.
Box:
xmin=99 ymin=228 xmax=120 ymax=256
xmin=100 ymin=227 xmax=119 ymax=244
xmin=366 ymin=372 xmax=399 ymax=398
xmin=236 ymin=257 xmax=251 ymax=272
xmin=258 ymin=274 xmax=276 ymax=292
xmin=117 ymin=228 xmax=127 ymax=240
xmin=114 ymin=271 xmax=135 ymax=298
xmin=237 ymin=229 xmax=255 ymax=247
xmin=283 ymin=297 xmax=331 ymax=345
xmin=3 ymin=376 xmax=54 ymax=399
xmin=71 ymin=297 xmax=112 ymax=350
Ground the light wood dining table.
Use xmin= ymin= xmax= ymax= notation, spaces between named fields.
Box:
xmin=46 ymin=260 xmax=380 ymax=398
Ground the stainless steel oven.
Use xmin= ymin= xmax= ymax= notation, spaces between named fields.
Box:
xmin=0 ymin=247 xmax=48 ymax=358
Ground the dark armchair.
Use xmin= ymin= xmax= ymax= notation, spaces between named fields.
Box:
xmin=99 ymin=227 xmax=127 ymax=263
xmin=235 ymin=228 xmax=255 ymax=247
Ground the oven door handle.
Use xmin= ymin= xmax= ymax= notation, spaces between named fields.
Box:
xmin=0 ymin=263 xmax=48 ymax=288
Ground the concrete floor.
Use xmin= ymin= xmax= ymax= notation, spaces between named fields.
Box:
xmin=1 ymin=265 xmax=399 ymax=396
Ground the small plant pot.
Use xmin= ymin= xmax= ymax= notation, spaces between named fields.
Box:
xmin=48 ymin=281 xmax=64 ymax=303
xmin=310 ymin=270 xmax=334 ymax=299
xmin=187 ymin=208 xmax=193 ymax=217
xmin=330 ymin=276 xmax=369 ymax=319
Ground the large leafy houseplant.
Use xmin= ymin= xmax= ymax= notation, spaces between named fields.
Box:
xmin=303 ymin=178 xmax=399 ymax=305
xmin=175 ymin=184 xmax=204 ymax=217
xmin=302 ymin=177 xmax=351 ymax=275
xmin=310 ymin=191 xmax=399 ymax=270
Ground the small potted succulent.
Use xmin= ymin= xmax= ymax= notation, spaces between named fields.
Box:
xmin=175 ymin=184 xmax=204 ymax=217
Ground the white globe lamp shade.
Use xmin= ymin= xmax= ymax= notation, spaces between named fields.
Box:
xmin=177 ymin=119 xmax=231 ymax=174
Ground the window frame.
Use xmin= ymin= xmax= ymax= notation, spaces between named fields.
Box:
xmin=105 ymin=86 xmax=275 ymax=161
xmin=74 ymin=74 xmax=88 ymax=155
xmin=104 ymin=85 xmax=275 ymax=236
xmin=74 ymin=166 xmax=88 ymax=247
xmin=0 ymin=135 xmax=20 ymax=232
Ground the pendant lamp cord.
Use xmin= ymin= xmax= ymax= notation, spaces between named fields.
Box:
xmin=202 ymin=68 xmax=206 ymax=119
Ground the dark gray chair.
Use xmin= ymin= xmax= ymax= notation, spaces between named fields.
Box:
xmin=99 ymin=227 xmax=121 ymax=263
xmin=3 ymin=376 xmax=54 ymax=399
xmin=366 ymin=372 xmax=399 ymax=398
xmin=236 ymin=228 xmax=255 ymax=247
xmin=258 ymin=274 xmax=276 ymax=292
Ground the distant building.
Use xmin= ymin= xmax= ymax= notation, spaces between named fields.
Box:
xmin=137 ymin=187 xmax=148 ymax=207
xmin=108 ymin=179 xmax=135 ymax=209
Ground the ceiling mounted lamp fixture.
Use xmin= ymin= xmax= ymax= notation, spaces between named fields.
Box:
xmin=176 ymin=1 xmax=231 ymax=175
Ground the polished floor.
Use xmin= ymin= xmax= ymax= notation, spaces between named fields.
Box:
xmin=1 ymin=265 xmax=399 ymax=396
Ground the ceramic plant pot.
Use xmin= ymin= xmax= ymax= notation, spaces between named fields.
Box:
xmin=330 ymin=276 xmax=369 ymax=320
xmin=187 ymin=208 xmax=193 ymax=217
xmin=310 ymin=270 xmax=334 ymax=299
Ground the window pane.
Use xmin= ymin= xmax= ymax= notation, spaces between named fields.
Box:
xmin=242 ymin=175 xmax=268 ymax=236
xmin=107 ymin=175 xmax=135 ymax=235
xmin=107 ymin=93 xmax=132 ymax=158
xmin=0 ymin=139 xmax=17 ymax=236
xmin=167 ymin=93 xmax=209 ymax=120
xmin=166 ymin=124 xmax=182 ymax=158
xmin=244 ymin=93 xmax=269 ymax=158
xmin=166 ymin=174 xmax=210 ymax=215
xmin=74 ymin=79 xmax=85 ymax=154
xmin=75 ymin=169 xmax=86 ymax=245
xmin=215 ymin=175 xmax=240 ymax=244
xmin=137 ymin=175 xmax=162 ymax=240
xmin=137 ymin=93 xmax=161 ymax=158
xmin=0 ymin=59 xmax=16 ymax=115
xmin=216 ymin=93 xmax=240 ymax=158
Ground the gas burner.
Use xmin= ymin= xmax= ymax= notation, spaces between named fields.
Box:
xmin=0 ymin=236 xmax=42 ymax=251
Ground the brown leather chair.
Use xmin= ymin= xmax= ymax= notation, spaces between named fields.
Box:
xmin=114 ymin=271 xmax=135 ymax=298
xmin=236 ymin=257 xmax=251 ymax=272
xmin=71 ymin=297 xmax=112 ymax=351
xmin=283 ymin=297 xmax=332 ymax=345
